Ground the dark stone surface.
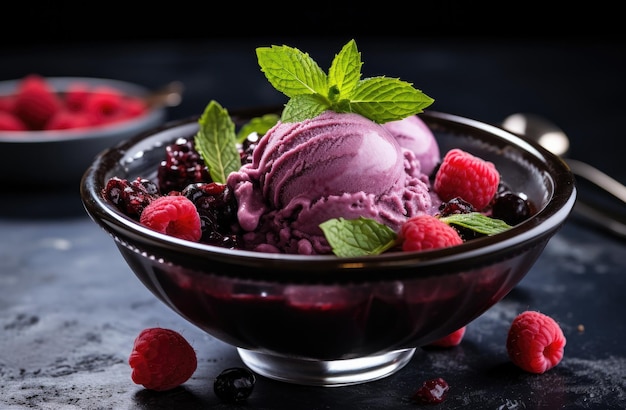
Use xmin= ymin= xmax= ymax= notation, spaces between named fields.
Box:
xmin=1 ymin=38 xmax=625 ymax=409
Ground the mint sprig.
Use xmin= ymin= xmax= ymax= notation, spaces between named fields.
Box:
xmin=194 ymin=100 xmax=241 ymax=184
xmin=257 ymin=39 xmax=434 ymax=124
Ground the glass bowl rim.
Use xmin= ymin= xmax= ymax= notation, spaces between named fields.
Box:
xmin=80 ymin=108 xmax=577 ymax=282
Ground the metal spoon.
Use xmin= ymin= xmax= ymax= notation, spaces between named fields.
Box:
xmin=502 ymin=113 xmax=626 ymax=238
xmin=143 ymin=81 xmax=184 ymax=109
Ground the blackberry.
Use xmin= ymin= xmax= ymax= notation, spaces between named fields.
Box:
xmin=157 ymin=137 xmax=211 ymax=193
xmin=181 ymin=182 xmax=241 ymax=248
xmin=438 ymin=196 xmax=475 ymax=216
xmin=491 ymin=190 xmax=533 ymax=226
xmin=102 ymin=176 xmax=160 ymax=219
xmin=438 ymin=197 xmax=483 ymax=241
xmin=214 ymin=367 xmax=256 ymax=403
xmin=239 ymin=133 xmax=260 ymax=165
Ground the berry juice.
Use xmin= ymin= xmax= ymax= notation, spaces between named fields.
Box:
xmin=133 ymin=255 xmax=526 ymax=361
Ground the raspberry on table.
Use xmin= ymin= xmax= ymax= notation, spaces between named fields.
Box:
xmin=399 ymin=214 xmax=463 ymax=252
xmin=128 ymin=327 xmax=197 ymax=391
xmin=433 ymin=148 xmax=500 ymax=211
xmin=426 ymin=326 xmax=466 ymax=347
xmin=140 ymin=195 xmax=203 ymax=242
xmin=506 ymin=310 xmax=566 ymax=374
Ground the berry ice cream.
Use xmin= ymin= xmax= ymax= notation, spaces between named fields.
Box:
xmin=227 ymin=110 xmax=434 ymax=254
xmin=383 ymin=114 xmax=440 ymax=177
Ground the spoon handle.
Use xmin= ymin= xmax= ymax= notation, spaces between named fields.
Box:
xmin=567 ymin=158 xmax=626 ymax=204
xmin=144 ymin=81 xmax=184 ymax=109
xmin=572 ymin=198 xmax=626 ymax=239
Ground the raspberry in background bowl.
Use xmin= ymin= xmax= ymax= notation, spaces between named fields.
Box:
xmin=80 ymin=107 xmax=577 ymax=386
xmin=0 ymin=76 xmax=170 ymax=187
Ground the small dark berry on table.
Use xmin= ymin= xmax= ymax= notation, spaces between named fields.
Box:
xmin=214 ymin=367 xmax=256 ymax=403
xmin=412 ymin=377 xmax=450 ymax=404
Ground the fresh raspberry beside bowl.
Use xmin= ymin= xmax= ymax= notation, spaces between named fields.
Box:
xmin=0 ymin=75 xmax=171 ymax=186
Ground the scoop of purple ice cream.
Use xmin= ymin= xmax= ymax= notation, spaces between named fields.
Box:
xmin=383 ymin=114 xmax=440 ymax=177
xmin=227 ymin=111 xmax=436 ymax=255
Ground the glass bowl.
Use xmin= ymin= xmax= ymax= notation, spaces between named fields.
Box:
xmin=80 ymin=108 xmax=576 ymax=387
xmin=0 ymin=76 xmax=167 ymax=187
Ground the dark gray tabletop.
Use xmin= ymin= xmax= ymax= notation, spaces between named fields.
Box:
xmin=1 ymin=37 xmax=625 ymax=409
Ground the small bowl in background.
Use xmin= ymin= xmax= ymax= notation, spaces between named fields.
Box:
xmin=0 ymin=76 xmax=173 ymax=187
xmin=81 ymin=108 xmax=576 ymax=387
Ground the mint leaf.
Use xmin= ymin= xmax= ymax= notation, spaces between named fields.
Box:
xmin=328 ymin=39 xmax=362 ymax=102
xmin=282 ymin=94 xmax=330 ymax=123
xmin=440 ymin=212 xmax=512 ymax=235
xmin=320 ymin=217 xmax=398 ymax=257
xmin=257 ymin=45 xmax=328 ymax=99
xmin=257 ymin=39 xmax=434 ymax=124
xmin=195 ymin=100 xmax=241 ymax=184
xmin=236 ymin=113 xmax=279 ymax=144
xmin=350 ymin=77 xmax=435 ymax=123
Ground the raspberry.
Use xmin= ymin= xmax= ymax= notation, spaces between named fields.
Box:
xmin=119 ymin=96 xmax=148 ymax=119
xmin=45 ymin=109 xmax=93 ymax=130
xmin=506 ymin=311 xmax=566 ymax=374
xmin=84 ymin=86 xmax=125 ymax=125
xmin=400 ymin=214 xmax=463 ymax=252
xmin=426 ymin=326 xmax=466 ymax=347
xmin=128 ymin=327 xmax=197 ymax=391
xmin=433 ymin=148 xmax=500 ymax=210
xmin=13 ymin=74 xmax=62 ymax=129
xmin=64 ymin=82 xmax=92 ymax=112
xmin=0 ymin=95 xmax=16 ymax=112
xmin=0 ymin=111 xmax=27 ymax=131
xmin=140 ymin=195 xmax=202 ymax=242
xmin=411 ymin=377 xmax=450 ymax=404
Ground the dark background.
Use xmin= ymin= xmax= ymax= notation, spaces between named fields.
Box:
xmin=3 ymin=4 xmax=626 ymax=409
xmin=3 ymin=3 xmax=625 ymax=195
xmin=2 ymin=2 xmax=623 ymax=47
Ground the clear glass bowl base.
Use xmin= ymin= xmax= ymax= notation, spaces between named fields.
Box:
xmin=237 ymin=347 xmax=417 ymax=387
